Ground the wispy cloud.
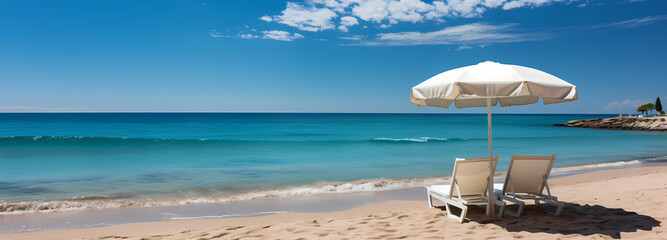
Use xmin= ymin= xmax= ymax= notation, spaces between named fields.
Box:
xmin=209 ymin=30 xmax=304 ymax=42
xmin=606 ymin=99 xmax=646 ymax=110
xmin=587 ymin=15 xmax=667 ymax=29
xmin=0 ymin=105 xmax=88 ymax=112
xmin=261 ymin=0 xmax=580 ymax=33
xmin=456 ymin=44 xmax=473 ymax=50
xmin=346 ymin=23 xmax=549 ymax=46
xmin=209 ymin=29 xmax=224 ymax=38
xmin=262 ymin=30 xmax=305 ymax=41
xmin=338 ymin=35 xmax=366 ymax=40
xmin=224 ymin=1 xmax=663 ymax=45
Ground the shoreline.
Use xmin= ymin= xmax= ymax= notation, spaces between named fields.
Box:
xmin=0 ymin=155 xmax=665 ymax=218
xmin=0 ymin=156 xmax=665 ymax=235
xmin=3 ymin=164 xmax=666 ymax=239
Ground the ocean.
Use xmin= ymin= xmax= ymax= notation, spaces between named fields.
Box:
xmin=1 ymin=113 xmax=666 ymax=216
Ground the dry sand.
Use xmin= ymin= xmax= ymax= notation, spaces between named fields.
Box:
xmin=3 ymin=166 xmax=666 ymax=240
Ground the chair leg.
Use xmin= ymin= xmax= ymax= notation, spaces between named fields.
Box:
xmin=498 ymin=195 xmax=524 ymax=218
xmin=496 ymin=199 xmax=506 ymax=218
xmin=516 ymin=201 xmax=525 ymax=217
xmin=458 ymin=206 xmax=468 ymax=223
xmin=443 ymin=199 xmax=467 ymax=223
xmin=502 ymin=201 xmax=524 ymax=218
xmin=444 ymin=202 xmax=452 ymax=216
xmin=427 ymin=190 xmax=434 ymax=208
xmin=445 ymin=203 xmax=467 ymax=223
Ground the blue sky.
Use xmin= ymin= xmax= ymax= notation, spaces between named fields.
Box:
xmin=0 ymin=0 xmax=665 ymax=113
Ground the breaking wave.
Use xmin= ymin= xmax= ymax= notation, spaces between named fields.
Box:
xmin=550 ymin=155 xmax=667 ymax=174
xmin=1 ymin=135 xmax=468 ymax=144
xmin=0 ymin=177 xmax=450 ymax=215
xmin=0 ymin=155 xmax=664 ymax=215
xmin=372 ymin=137 xmax=469 ymax=143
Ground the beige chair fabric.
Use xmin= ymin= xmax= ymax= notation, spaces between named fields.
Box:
xmin=426 ymin=156 xmax=504 ymax=223
xmin=495 ymin=154 xmax=564 ymax=217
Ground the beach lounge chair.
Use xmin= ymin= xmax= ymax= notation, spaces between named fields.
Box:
xmin=426 ymin=156 xmax=504 ymax=223
xmin=494 ymin=154 xmax=564 ymax=217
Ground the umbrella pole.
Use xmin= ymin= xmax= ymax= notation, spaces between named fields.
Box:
xmin=486 ymin=98 xmax=496 ymax=218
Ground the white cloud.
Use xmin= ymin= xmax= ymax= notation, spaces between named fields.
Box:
xmin=238 ymin=33 xmax=259 ymax=39
xmin=339 ymin=35 xmax=366 ymax=40
xmin=209 ymin=30 xmax=303 ymax=42
xmin=351 ymin=0 xmax=389 ymax=23
xmin=353 ymin=23 xmax=548 ymax=46
xmin=587 ymin=15 xmax=667 ymax=29
xmin=340 ymin=16 xmax=359 ymax=26
xmin=262 ymin=30 xmax=305 ymax=41
xmin=386 ymin=0 xmax=433 ymax=22
xmin=502 ymin=0 xmax=568 ymax=10
xmin=483 ymin=0 xmax=507 ymax=8
xmin=263 ymin=2 xmax=338 ymax=32
xmin=209 ymin=29 xmax=224 ymax=38
xmin=606 ymin=99 xmax=646 ymax=110
xmin=338 ymin=16 xmax=359 ymax=32
xmin=456 ymin=44 xmax=473 ymax=50
xmin=313 ymin=0 xmax=359 ymax=12
xmin=261 ymin=0 xmax=578 ymax=32
xmin=350 ymin=0 xmax=435 ymax=23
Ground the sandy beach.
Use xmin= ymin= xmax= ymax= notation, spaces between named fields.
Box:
xmin=2 ymin=165 xmax=665 ymax=240
xmin=3 ymin=0 xmax=666 ymax=239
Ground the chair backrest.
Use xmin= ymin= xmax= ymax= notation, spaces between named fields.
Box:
xmin=450 ymin=156 xmax=498 ymax=196
xmin=502 ymin=154 xmax=556 ymax=194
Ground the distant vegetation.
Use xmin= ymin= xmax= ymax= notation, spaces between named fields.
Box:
xmin=637 ymin=97 xmax=665 ymax=116
xmin=637 ymin=103 xmax=655 ymax=115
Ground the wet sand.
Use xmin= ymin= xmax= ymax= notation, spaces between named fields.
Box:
xmin=2 ymin=165 xmax=666 ymax=239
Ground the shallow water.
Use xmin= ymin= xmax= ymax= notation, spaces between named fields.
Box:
xmin=0 ymin=113 xmax=665 ymax=214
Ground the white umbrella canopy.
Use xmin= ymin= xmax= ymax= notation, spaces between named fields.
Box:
xmin=410 ymin=61 xmax=578 ymax=218
xmin=410 ymin=61 xmax=578 ymax=109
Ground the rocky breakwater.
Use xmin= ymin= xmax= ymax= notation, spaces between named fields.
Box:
xmin=555 ymin=117 xmax=667 ymax=131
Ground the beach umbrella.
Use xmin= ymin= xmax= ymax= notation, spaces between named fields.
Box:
xmin=410 ymin=61 xmax=578 ymax=218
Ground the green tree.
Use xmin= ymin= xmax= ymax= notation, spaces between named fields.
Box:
xmin=656 ymin=97 xmax=662 ymax=113
xmin=647 ymin=103 xmax=655 ymax=114
xmin=637 ymin=105 xmax=647 ymax=115
xmin=637 ymin=103 xmax=655 ymax=115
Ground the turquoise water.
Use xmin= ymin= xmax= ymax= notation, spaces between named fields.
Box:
xmin=0 ymin=113 xmax=665 ymax=213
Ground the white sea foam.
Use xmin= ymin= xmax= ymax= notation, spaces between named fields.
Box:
xmin=551 ymin=155 xmax=667 ymax=173
xmin=1 ymin=155 xmax=664 ymax=215
xmin=551 ymin=160 xmax=642 ymax=173
xmin=373 ymin=137 xmax=453 ymax=142
xmin=0 ymin=177 xmax=450 ymax=215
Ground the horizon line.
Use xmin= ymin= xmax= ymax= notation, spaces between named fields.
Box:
xmin=0 ymin=112 xmax=621 ymax=115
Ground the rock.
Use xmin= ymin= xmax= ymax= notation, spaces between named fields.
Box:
xmin=554 ymin=117 xmax=667 ymax=132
